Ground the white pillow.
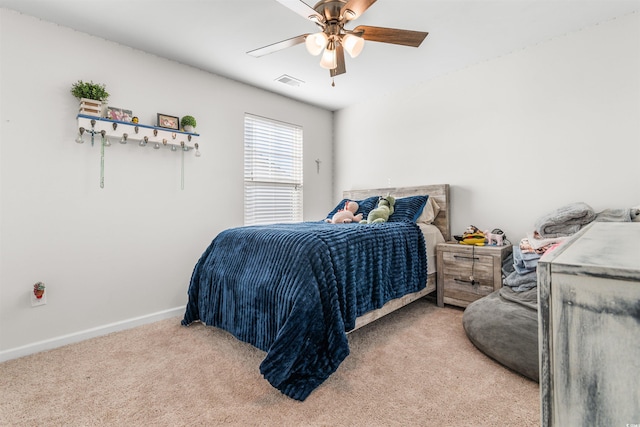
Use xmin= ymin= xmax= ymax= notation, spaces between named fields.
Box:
xmin=417 ymin=196 xmax=441 ymax=224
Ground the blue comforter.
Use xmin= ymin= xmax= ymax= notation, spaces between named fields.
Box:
xmin=182 ymin=221 xmax=427 ymax=400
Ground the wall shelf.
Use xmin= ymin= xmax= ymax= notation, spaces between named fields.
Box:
xmin=76 ymin=114 xmax=200 ymax=151
xmin=75 ymin=114 xmax=201 ymax=189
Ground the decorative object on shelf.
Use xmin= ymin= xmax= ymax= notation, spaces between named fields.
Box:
xmin=78 ymin=99 xmax=104 ymax=117
xmin=132 ymin=116 xmax=139 ymax=124
xmin=33 ymin=282 xmax=45 ymax=299
xmin=157 ymin=113 xmax=179 ymax=130
xmin=106 ymin=106 xmax=133 ymax=122
xmin=71 ymin=80 xmax=109 ymax=117
xmin=76 ymin=114 xmax=201 ymax=189
xmin=180 ymin=115 xmax=197 ymax=133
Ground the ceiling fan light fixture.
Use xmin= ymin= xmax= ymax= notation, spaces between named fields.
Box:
xmin=305 ymin=32 xmax=328 ymax=56
xmin=342 ymin=33 xmax=364 ymax=58
xmin=320 ymin=43 xmax=337 ymax=69
xmin=248 ymin=1 xmax=428 ymax=79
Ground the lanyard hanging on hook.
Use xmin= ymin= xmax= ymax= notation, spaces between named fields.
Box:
xmin=181 ymin=141 xmax=185 ymax=190
xmin=100 ymin=130 xmax=106 ymax=189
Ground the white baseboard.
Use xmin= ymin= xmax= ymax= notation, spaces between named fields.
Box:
xmin=0 ymin=306 xmax=184 ymax=363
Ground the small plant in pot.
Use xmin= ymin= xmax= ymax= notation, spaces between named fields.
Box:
xmin=181 ymin=115 xmax=197 ymax=133
xmin=70 ymin=80 xmax=110 ymax=102
xmin=71 ymin=80 xmax=110 ymax=117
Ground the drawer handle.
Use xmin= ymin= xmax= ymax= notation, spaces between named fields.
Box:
xmin=454 ymin=278 xmax=478 ymax=286
xmin=453 ymin=255 xmax=480 ymax=261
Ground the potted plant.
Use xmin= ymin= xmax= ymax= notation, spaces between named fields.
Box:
xmin=181 ymin=115 xmax=197 ymax=133
xmin=71 ymin=80 xmax=110 ymax=117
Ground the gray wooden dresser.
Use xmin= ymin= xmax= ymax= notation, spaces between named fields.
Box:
xmin=537 ymin=222 xmax=640 ymax=427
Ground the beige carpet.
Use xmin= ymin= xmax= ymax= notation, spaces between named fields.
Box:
xmin=1 ymin=299 xmax=539 ymax=426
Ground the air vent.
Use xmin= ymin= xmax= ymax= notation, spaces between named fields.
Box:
xmin=275 ymin=74 xmax=304 ymax=87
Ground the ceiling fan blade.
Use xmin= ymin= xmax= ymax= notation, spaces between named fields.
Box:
xmin=247 ymin=34 xmax=308 ymax=57
xmin=342 ymin=0 xmax=376 ymax=21
xmin=330 ymin=44 xmax=346 ymax=77
xmin=353 ymin=25 xmax=428 ymax=47
xmin=276 ymin=0 xmax=324 ymax=23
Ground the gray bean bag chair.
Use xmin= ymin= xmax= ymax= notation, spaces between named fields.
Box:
xmin=462 ymin=286 xmax=539 ymax=382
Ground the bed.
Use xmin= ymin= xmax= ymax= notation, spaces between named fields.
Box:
xmin=343 ymin=185 xmax=450 ymax=330
xmin=182 ymin=184 xmax=450 ymax=400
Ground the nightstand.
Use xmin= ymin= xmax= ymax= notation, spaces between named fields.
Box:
xmin=436 ymin=242 xmax=512 ymax=308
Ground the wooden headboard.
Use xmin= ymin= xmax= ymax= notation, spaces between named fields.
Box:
xmin=342 ymin=184 xmax=451 ymax=241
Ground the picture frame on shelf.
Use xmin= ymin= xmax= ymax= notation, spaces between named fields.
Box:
xmin=157 ymin=113 xmax=179 ymax=130
xmin=107 ymin=107 xmax=121 ymax=121
xmin=121 ymin=109 xmax=133 ymax=122
xmin=107 ymin=107 xmax=133 ymax=122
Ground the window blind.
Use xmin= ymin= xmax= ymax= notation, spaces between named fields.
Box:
xmin=244 ymin=114 xmax=303 ymax=225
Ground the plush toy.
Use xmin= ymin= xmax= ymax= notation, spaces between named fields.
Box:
xmin=455 ymin=225 xmax=486 ymax=245
xmin=326 ymin=200 xmax=363 ymax=224
xmin=360 ymin=195 xmax=396 ymax=224
xmin=484 ymin=229 xmax=504 ymax=246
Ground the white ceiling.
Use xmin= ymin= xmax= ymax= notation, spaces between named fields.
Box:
xmin=1 ymin=0 xmax=638 ymax=111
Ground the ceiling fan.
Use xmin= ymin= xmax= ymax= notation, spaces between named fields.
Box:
xmin=247 ymin=0 xmax=428 ymax=80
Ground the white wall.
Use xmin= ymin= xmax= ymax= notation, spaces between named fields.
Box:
xmin=0 ymin=10 xmax=333 ymax=357
xmin=2 ymin=8 xmax=638 ymax=359
xmin=335 ymin=12 xmax=640 ymax=241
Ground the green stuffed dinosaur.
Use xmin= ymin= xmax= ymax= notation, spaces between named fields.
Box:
xmin=360 ymin=195 xmax=395 ymax=224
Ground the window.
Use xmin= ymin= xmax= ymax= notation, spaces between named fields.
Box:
xmin=244 ymin=114 xmax=303 ymax=225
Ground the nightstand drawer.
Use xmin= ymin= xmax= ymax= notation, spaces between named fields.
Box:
xmin=441 ymin=274 xmax=496 ymax=303
xmin=441 ymin=251 xmax=494 ymax=281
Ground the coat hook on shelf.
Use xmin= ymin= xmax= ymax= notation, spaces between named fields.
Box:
xmin=101 ymin=130 xmax=111 ymax=147
xmin=76 ymin=127 xmax=85 ymax=144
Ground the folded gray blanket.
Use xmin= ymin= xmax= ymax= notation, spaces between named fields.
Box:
xmin=595 ymin=208 xmax=633 ymax=222
xmin=534 ymin=202 xmax=596 ymax=238
xmin=504 ymin=270 xmax=537 ymax=292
